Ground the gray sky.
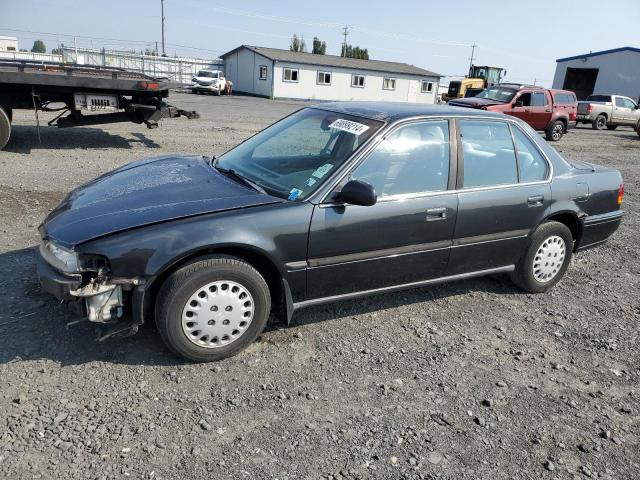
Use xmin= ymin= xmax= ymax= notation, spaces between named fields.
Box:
xmin=2 ymin=0 xmax=639 ymax=86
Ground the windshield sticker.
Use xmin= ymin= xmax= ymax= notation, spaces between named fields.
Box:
xmin=312 ymin=163 xmax=333 ymax=179
xmin=288 ymin=188 xmax=303 ymax=201
xmin=329 ymin=118 xmax=370 ymax=136
xmin=304 ymin=177 xmax=317 ymax=187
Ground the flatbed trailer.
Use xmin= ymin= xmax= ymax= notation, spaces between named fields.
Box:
xmin=0 ymin=59 xmax=199 ymax=150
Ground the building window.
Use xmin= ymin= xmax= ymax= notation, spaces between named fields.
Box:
xmin=259 ymin=65 xmax=267 ymax=80
xmin=6 ymin=46 xmax=16 ymax=52
xmin=421 ymin=81 xmax=434 ymax=93
xmin=317 ymin=71 xmax=332 ymax=85
xmin=383 ymin=77 xmax=396 ymax=90
xmin=351 ymin=74 xmax=365 ymax=88
xmin=283 ymin=68 xmax=299 ymax=82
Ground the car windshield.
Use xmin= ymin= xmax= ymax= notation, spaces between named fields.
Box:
xmin=215 ymin=108 xmax=383 ymax=200
xmin=475 ymin=87 xmax=517 ymax=102
xmin=198 ymin=71 xmax=218 ymax=78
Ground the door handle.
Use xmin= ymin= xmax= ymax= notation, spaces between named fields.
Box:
xmin=527 ymin=195 xmax=544 ymax=207
xmin=426 ymin=207 xmax=447 ymax=221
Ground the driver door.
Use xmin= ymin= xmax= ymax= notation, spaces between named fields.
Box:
xmin=306 ymin=120 xmax=458 ymax=300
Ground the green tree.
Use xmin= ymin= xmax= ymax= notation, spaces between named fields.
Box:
xmin=31 ymin=40 xmax=46 ymax=53
xmin=341 ymin=44 xmax=369 ymax=60
xmin=312 ymin=37 xmax=326 ymax=55
xmin=289 ymin=34 xmax=307 ymax=53
xmin=51 ymin=44 xmax=64 ymax=55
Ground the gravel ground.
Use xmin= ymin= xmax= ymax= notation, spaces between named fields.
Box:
xmin=0 ymin=93 xmax=638 ymax=479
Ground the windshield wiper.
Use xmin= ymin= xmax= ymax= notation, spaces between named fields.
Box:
xmin=212 ymin=160 xmax=267 ymax=195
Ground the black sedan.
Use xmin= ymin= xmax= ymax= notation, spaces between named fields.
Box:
xmin=37 ymin=103 xmax=624 ymax=362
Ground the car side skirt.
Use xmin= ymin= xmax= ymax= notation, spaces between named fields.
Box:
xmin=291 ymin=265 xmax=515 ymax=312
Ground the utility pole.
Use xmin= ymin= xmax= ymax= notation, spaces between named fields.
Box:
xmin=468 ymin=43 xmax=477 ymax=72
xmin=341 ymin=25 xmax=349 ymax=57
xmin=161 ymin=0 xmax=166 ymax=56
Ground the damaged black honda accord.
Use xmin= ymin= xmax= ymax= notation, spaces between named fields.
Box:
xmin=38 ymin=103 xmax=624 ymax=362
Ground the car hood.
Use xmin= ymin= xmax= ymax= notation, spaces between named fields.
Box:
xmin=41 ymin=155 xmax=283 ymax=247
xmin=448 ymin=97 xmax=506 ymax=108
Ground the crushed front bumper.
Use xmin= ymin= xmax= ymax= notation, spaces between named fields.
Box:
xmin=37 ymin=254 xmax=81 ymax=300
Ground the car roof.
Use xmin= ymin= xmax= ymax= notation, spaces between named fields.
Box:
xmin=313 ymin=101 xmax=507 ymax=122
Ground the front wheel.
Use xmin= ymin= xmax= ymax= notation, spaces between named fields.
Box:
xmin=156 ymin=256 xmax=271 ymax=362
xmin=510 ymin=221 xmax=573 ymax=293
xmin=545 ymin=120 xmax=564 ymax=141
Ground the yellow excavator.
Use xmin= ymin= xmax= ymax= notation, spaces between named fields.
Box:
xmin=443 ymin=65 xmax=507 ymax=102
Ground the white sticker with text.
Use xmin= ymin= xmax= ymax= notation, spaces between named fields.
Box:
xmin=312 ymin=163 xmax=333 ymax=179
xmin=329 ymin=118 xmax=370 ymax=136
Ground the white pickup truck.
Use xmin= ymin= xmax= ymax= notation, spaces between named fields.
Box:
xmin=577 ymin=94 xmax=640 ymax=130
xmin=191 ymin=70 xmax=232 ymax=96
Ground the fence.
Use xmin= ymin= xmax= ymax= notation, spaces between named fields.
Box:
xmin=0 ymin=48 xmax=222 ymax=84
xmin=61 ymin=48 xmax=222 ymax=84
xmin=0 ymin=51 xmax=62 ymax=63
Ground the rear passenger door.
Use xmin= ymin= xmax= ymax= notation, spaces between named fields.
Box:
xmin=530 ymin=91 xmax=552 ymax=129
xmin=447 ymin=119 xmax=551 ymax=275
xmin=613 ymin=97 xmax=628 ymax=124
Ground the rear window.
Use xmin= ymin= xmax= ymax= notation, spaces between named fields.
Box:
xmin=553 ymin=93 xmax=576 ymax=104
xmin=586 ymin=95 xmax=611 ymax=103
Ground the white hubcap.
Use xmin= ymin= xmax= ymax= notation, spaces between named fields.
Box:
xmin=533 ymin=235 xmax=566 ymax=283
xmin=181 ymin=280 xmax=254 ymax=349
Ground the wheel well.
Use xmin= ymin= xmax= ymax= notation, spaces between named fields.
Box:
xmin=546 ymin=212 xmax=581 ymax=244
xmin=597 ymin=112 xmax=608 ymax=119
xmin=142 ymin=247 xmax=284 ymax=325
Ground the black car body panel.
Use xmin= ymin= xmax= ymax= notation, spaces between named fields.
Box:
xmin=37 ymin=102 xmax=624 ymax=333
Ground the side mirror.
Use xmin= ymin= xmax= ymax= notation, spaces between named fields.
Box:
xmin=338 ymin=180 xmax=377 ymax=206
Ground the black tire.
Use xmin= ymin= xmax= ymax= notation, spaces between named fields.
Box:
xmin=191 ymin=89 xmax=198 ymax=94
xmin=592 ymin=114 xmax=607 ymax=130
xmin=510 ymin=221 xmax=573 ymax=293
xmin=156 ymin=256 xmax=271 ymax=362
xmin=545 ymin=120 xmax=564 ymax=141
xmin=0 ymin=106 xmax=11 ymax=151
xmin=606 ymin=125 xmax=618 ymax=131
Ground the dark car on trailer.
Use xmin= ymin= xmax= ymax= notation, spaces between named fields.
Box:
xmin=37 ymin=102 xmax=624 ymax=362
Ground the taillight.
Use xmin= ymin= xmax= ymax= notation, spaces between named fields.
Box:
xmin=586 ymin=104 xmax=593 ymax=113
xmin=137 ymin=81 xmax=160 ymax=90
xmin=617 ymin=184 xmax=624 ymax=205
xmin=570 ymin=112 xmax=577 ymax=121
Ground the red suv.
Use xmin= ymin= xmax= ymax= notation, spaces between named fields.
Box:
xmin=449 ymin=85 xmax=577 ymax=141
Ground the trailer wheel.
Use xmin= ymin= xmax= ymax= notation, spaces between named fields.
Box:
xmin=0 ymin=107 xmax=10 ymax=151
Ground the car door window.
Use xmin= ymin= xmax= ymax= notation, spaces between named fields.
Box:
xmin=516 ymin=92 xmax=532 ymax=106
xmin=615 ymin=97 xmax=625 ymax=108
xmin=532 ymin=92 xmax=547 ymax=107
xmin=512 ymin=126 xmax=549 ymax=182
xmin=623 ymin=98 xmax=636 ymax=109
xmin=351 ymin=120 xmax=450 ymax=197
xmin=459 ymin=120 xmax=518 ymax=188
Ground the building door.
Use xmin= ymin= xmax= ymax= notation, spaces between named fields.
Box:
xmin=407 ymin=81 xmax=418 ymax=102
xmin=562 ymin=68 xmax=599 ymax=100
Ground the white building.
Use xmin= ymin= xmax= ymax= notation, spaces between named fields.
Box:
xmin=0 ymin=36 xmax=18 ymax=52
xmin=553 ymin=46 xmax=640 ymax=101
xmin=221 ymin=45 xmax=441 ymax=103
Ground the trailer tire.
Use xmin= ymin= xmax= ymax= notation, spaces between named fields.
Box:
xmin=0 ymin=107 xmax=10 ymax=151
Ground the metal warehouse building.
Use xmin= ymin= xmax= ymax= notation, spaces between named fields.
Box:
xmin=221 ymin=45 xmax=441 ymax=103
xmin=553 ymin=46 xmax=640 ymax=100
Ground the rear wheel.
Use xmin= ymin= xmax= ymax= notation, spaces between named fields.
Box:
xmin=156 ymin=256 xmax=271 ymax=362
xmin=592 ymin=114 xmax=607 ymax=130
xmin=545 ymin=120 xmax=564 ymax=141
xmin=606 ymin=125 xmax=618 ymax=131
xmin=0 ymin=107 xmax=11 ymax=150
xmin=510 ymin=221 xmax=573 ymax=293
